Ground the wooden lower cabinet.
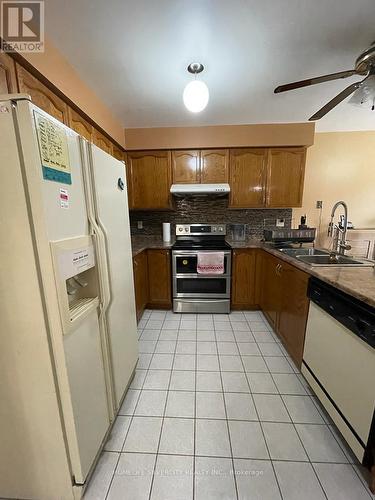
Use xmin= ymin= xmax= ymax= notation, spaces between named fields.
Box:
xmin=259 ymin=250 xmax=309 ymax=367
xmin=231 ymin=249 xmax=258 ymax=309
xmin=133 ymin=251 xmax=149 ymax=322
xmin=147 ymin=249 xmax=172 ymax=308
xmin=259 ymin=252 xmax=282 ymax=329
xmin=133 ymin=248 xmax=172 ymax=320
xmin=277 ymin=261 xmax=309 ymax=366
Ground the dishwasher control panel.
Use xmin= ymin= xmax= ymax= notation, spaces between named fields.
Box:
xmin=308 ymin=277 xmax=375 ymax=349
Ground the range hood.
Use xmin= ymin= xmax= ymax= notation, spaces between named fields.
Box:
xmin=170 ymin=183 xmax=230 ymax=196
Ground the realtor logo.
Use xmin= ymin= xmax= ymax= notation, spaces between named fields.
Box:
xmin=1 ymin=1 xmax=44 ymax=52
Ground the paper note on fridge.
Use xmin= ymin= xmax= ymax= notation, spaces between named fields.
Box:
xmin=58 ymin=245 xmax=95 ymax=280
xmin=35 ymin=111 xmax=72 ymax=185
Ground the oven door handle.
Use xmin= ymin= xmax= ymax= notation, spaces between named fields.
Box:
xmin=172 ymin=250 xmax=232 ymax=256
xmin=174 ymin=273 xmax=231 ymax=278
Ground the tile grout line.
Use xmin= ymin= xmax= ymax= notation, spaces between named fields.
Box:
xmin=103 ymin=310 xmax=369 ymax=500
xmin=103 ymin=448 xmax=365 ymax=465
xmin=147 ymin=312 xmax=181 ymax=500
xmin=108 ymin=310 xmax=164 ymax=499
xmin=245 ymin=313 xmax=366 ymax=499
xmin=275 ymin=379 xmax=330 ymax=500
xmin=233 ymin=312 xmax=285 ymax=500
xmin=193 ymin=316 xmax=199 ymax=500
xmin=258 ymin=314 xmax=330 ymax=500
xmin=214 ymin=317 xmax=240 ymax=500
xmin=104 ymin=310 xmax=156 ymax=500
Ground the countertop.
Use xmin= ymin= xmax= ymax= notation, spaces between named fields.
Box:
xmin=132 ymin=235 xmax=175 ymax=257
xmin=131 ymin=235 xmax=375 ymax=308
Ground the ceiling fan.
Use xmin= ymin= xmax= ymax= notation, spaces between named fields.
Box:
xmin=274 ymin=42 xmax=375 ymax=120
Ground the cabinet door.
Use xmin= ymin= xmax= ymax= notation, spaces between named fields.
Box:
xmin=172 ymin=150 xmax=200 ymax=183
xmin=16 ymin=64 xmax=69 ymax=124
xmin=201 ymin=149 xmax=229 ymax=183
xmin=259 ymin=252 xmax=282 ymax=329
xmin=133 ymin=251 xmax=149 ymax=322
xmin=229 ymin=149 xmax=267 ymax=208
xmin=93 ymin=128 xmax=113 ymax=155
xmin=147 ymin=249 xmax=172 ymax=308
xmin=231 ymin=249 xmax=257 ymax=309
xmin=112 ymin=144 xmax=125 ymax=162
xmin=278 ymin=262 xmax=309 ymax=367
xmin=0 ymin=53 xmax=17 ymax=93
xmin=67 ymin=107 xmax=93 ymax=141
xmin=128 ymin=151 xmax=172 ymax=210
xmin=266 ymin=148 xmax=306 ymax=207
xmin=123 ymin=153 xmax=133 ymax=209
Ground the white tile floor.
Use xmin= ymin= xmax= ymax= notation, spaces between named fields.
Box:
xmin=84 ymin=310 xmax=374 ymax=500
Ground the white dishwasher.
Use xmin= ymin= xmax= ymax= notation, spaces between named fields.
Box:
xmin=302 ymin=277 xmax=375 ymax=471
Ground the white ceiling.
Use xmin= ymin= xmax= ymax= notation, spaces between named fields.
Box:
xmin=46 ymin=0 xmax=375 ymax=131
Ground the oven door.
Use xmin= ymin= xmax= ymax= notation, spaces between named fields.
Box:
xmin=172 ymin=250 xmax=231 ymax=299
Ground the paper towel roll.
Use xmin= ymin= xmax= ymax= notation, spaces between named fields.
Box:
xmin=163 ymin=222 xmax=171 ymax=242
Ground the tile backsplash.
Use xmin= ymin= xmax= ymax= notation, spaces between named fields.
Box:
xmin=130 ymin=196 xmax=292 ymax=238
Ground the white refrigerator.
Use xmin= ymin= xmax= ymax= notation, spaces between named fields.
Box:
xmin=0 ymin=95 xmax=138 ymax=499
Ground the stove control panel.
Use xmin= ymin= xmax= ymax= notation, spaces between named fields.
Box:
xmin=176 ymin=224 xmax=226 ymax=236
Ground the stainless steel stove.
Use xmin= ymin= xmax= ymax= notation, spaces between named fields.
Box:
xmin=172 ymin=224 xmax=232 ymax=313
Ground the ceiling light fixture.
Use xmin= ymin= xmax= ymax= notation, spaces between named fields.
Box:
xmin=183 ymin=63 xmax=209 ymax=113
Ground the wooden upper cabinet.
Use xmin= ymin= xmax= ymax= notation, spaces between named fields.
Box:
xmin=67 ymin=107 xmax=93 ymax=141
xmin=200 ymin=149 xmax=229 ymax=183
xmin=127 ymin=150 xmax=172 ymax=210
xmin=112 ymin=144 xmax=125 ymax=162
xmin=16 ymin=64 xmax=69 ymax=124
xmin=172 ymin=150 xmax=200 ymax=183
xmin=0 ymin=53 xmax=17 ymax=94
xmin=266 ymin=148 xmax=306 ymax=208
xmin=93 ymin=128 xmax=113 ymax=155
xmin=229 ymin=148 xmax=267 ymax=208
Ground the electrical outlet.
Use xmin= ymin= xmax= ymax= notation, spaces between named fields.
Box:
xmin=316 ymin=200 xmax=323 ymax=209
xmin=276 ymin=218 xmax=285 ymax=227
xmin=137 ymin=220 xmax=143 ymax=229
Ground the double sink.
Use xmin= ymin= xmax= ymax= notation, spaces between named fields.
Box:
xmin=277 ymin=248 xmax=374 ymax=267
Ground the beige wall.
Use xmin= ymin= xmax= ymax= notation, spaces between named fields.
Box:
xmin=124 ymin=122 xmax=315 ymax=150
xmin=22 ymin=39 xmax=125 ymax=147
xmin=294 ymin=131 xmax=375 ymax=246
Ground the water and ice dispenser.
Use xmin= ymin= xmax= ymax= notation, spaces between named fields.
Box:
xmin=51 ymin=236 xmax=100 ymax=334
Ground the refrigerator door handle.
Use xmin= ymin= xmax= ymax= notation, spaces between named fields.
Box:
xmin=85 ymin=142 xmax=112 ymax=311
xmin=80 ymin=139 xmax=111 ymax=310
xmin=79 ymin=138 xmax=115 ymax=419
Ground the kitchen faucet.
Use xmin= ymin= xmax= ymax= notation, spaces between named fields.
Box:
xmin=328 ymin=200 xmax=351 ymax=255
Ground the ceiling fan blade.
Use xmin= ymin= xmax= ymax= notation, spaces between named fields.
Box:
xmin=274 ymin=70 xmax=357 ymax=93
xmin=308 ymin=79 xmax=366 ymax=120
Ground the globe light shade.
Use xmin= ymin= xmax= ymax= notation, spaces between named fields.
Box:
xmin=183 ymin=80 xmax=209 ymax=112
